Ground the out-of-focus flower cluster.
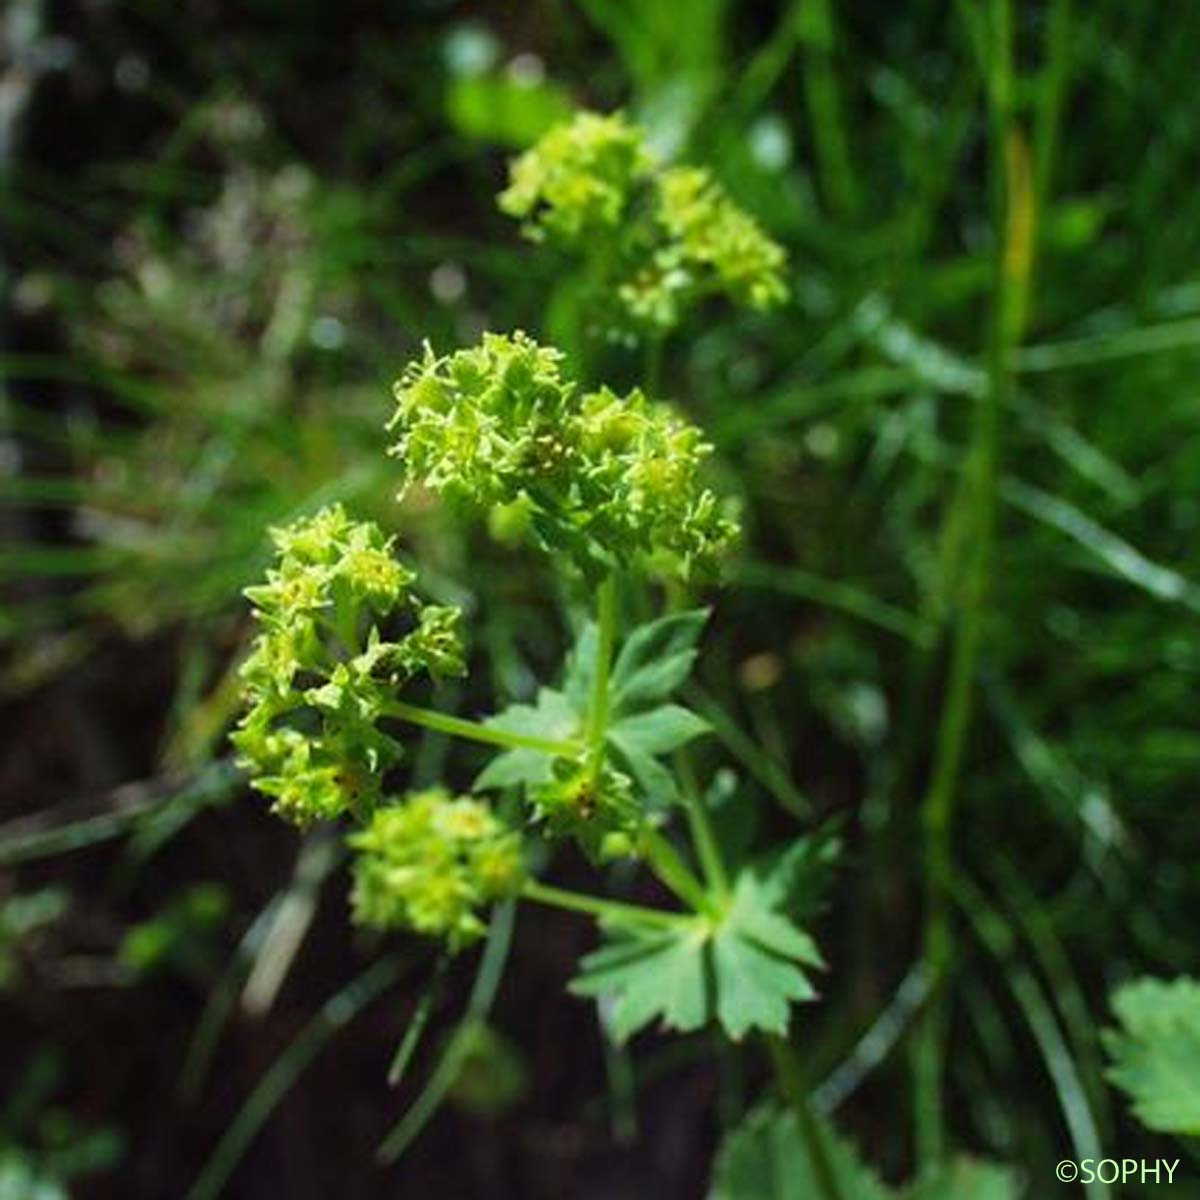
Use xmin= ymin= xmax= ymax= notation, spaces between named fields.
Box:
xmin=498 ymin=110 xmax=788 ymax=338
xmin=389 ymin=332 xmax=740 ymax=580
xmin=350 ymin=789 xmax=524 ymax=948
xmin=232 ymin=505 xmax=464 ymax=824
xmin=498 ymin=111 xmax=651 ymax=243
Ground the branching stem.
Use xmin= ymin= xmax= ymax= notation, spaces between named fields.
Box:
xmin=638 ymin=827 xmax=712 ymax=915
xmin=521 ymin=879 xmax=693 ymax=930
xmin=676 ymin=751 xmax=729 ymax=899
xmin=383 ymin=699 xmax=579 ymax=758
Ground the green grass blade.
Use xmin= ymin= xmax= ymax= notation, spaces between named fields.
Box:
xmin=377 ymin=899 xmax=516 ymax=1161
xmin=187 ymin=957 xmax=401 ymax=1200
xmin=736 ymin=560 xmax=933 ymax=645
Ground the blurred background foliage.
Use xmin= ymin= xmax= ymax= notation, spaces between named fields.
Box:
xmin=2 ymin=0 xmax=1200 ymax=1195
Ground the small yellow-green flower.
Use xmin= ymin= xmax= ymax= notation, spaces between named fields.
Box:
xmin=350 ymin=789 xmax=524 ymax=949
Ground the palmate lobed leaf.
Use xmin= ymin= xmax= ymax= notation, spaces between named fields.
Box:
xmin=607 ymin=703 xmax=711 ymax=809
xmin=709 ymin=1105 xmax=1018 ymax=1200
xmin=474 ymin=687 xmax=581 ymax=791
xmin=570 ymin=868 xmax=822 ymax=1042
xmin=609 ymin=703 xmax=710 ymax=753
xmin=563 ymin=608 xmax=708 ymax=711
xmin=609 ymin=608 xmax=710 ymax=714
xmin=604 ymin=611 xmax=712 ymax=807
xmin=1103 ymin=975 xmax=1200 ymax=1137
xmin=562 ymin=621 xmax=599 ymax=711
xmin=474 ymin=690 xmax=708 ymax=806
xmin=751 ymin=829 xmax=843 ymax=920
xmin=709 ymin=1104 xmax=891 ymax=1200
xmin=475 ymin=611 xmax=711 ymax=808
xmin=904 ymin=1159 xmax=1020 ymax=1200
xmin=570 ymin=924 xmax=712 ymax=1038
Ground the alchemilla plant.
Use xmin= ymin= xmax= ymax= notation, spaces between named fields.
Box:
xmin=235 ymin=319 xmax=825 ymax=1040
xmin=233 ymin=112 xmax=1018 ymax=1197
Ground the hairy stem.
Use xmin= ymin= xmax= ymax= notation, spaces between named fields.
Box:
xmin=383 ymin=699 xmax=579 ymax=758
xmin=521 ymin=879 xmax=693 ymax=930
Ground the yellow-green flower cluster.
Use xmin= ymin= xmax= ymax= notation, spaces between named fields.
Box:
xmin=233 ymin=505 xmax=464 ymax=824
xmin=350 ymin=789 xmax=524 ymax=949
xmin=498 ymin=110 xmax=788 ymax=336
xmin=620 ymin=165 xmax=789 ymax=326
xmin=388 ymin=332 xmax=739 ymax=580
xmin=498 ymin=110 xmax=651 ymax=243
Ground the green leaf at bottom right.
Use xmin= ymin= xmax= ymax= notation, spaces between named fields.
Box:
xmin=1104 ymin=974 xmax=1200 ymax=1137
xmin=709 ymin=1105 xmax=1017 ymax=1200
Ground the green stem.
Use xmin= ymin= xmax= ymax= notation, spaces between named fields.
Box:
xmin=675 ymin=751 xmax=729 ymax=898
xmin=638 ymin=827 xmax=711 ymax=914
xmin=914 ymin=0 xmax=1019 ymax=1168
xmin=383 ymin=699 xmax=579 ymax=758
xmin=586 ymin=576 xmax=618 ymax=779
xmin=521 ymin=879 xmax=693 ymax=930
xmin=766 ymin=1035 xmax=844 ymax=1200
